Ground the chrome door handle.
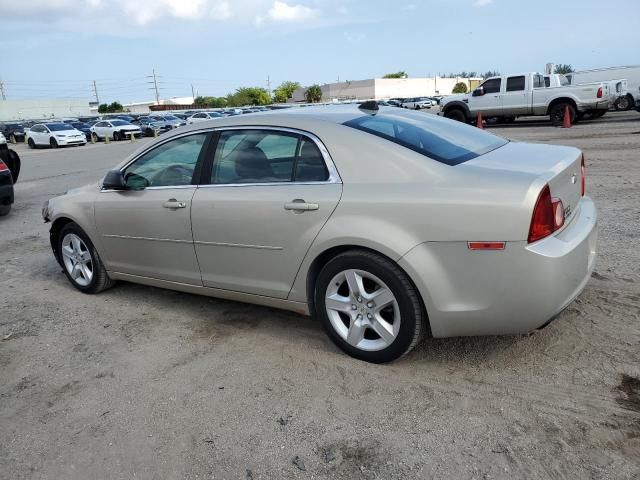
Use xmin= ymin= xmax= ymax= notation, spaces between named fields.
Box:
xmin=284 ymin=199 xmax=319 ymax=211
xmin=163 ymin=199 xmax=187 ymax=209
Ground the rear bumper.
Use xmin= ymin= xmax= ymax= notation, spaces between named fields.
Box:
xmin=0 ymin=172 xmax=14 ymax=204
xmin=399 ymin=196 xmax=597 ymax=337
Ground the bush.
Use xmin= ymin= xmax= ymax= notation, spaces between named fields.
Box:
xmin=305 ymin=85 xmax=322 ymax=103
xmin=452 ymin=82 xmax=468 ymax=94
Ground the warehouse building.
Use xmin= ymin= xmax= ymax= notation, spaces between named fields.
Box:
xmin=0 ymin=99 xmax=91 ymax=122
xmin=290 ymin=76 xmax=483 ymax=103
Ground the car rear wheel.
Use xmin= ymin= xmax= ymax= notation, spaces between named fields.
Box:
xmin=113 ymin=131 xmax=121 ymax=141
xmin=49 ymin=138 xmax=58 ymax=149
xmin=314 ymin=250 xmax=425 ymax=363
xmin=91 ymin=132 xmax=99 ymax=142
xmin=550 ymin=103 xmax=576 ymax=126
xmin=27 ymin=138 xmax=35 ymax=149
xmin=58 ymin=223 xmax=115 ymax=294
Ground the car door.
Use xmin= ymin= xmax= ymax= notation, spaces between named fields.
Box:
xmin=93 ymin=121 xmax=107 ymax=138
xmin=470 ymin=78 xmax=503 ymax=116
xmin=191 ymin=128 xmax=342 ymax=299
xmin=94 ymin=132 xmax=210 ymax=284
xmin=29 ymin=125 xmax=44 ymax=144
xmin=501 ymin=75 xmax=528 ymax=115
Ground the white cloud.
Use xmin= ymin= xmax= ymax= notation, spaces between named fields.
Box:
xmin=473 ymin=0 xmax=493 ymax=6
xmin=267 ymin=1 xmax=318 ymax=22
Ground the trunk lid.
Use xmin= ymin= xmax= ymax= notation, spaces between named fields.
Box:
xmin=463 ymin=141 xmax=583 ymax=228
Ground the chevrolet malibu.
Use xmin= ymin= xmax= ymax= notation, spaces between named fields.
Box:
xmin=42 ymin=104 xmax=597 ymax=363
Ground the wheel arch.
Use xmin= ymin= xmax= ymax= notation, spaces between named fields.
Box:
xmin=304 ymin=244 xmax=431 ymax=336
xmin=442 ymin=101 xmax=471 ymax=118
xmin=50 ymin=217 xmax=75 ymax=266
xmin=546 ymin=97 xmax=578 ymax=114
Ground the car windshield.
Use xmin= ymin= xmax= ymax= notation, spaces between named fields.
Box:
xmin=6 ymin=124 xmax=23 ymax=129
xmin=163 ymin=115 xmax=178 ymax=120
xmin=207 ymin=112 xmax=223 ymax=117
xmin=47 ymin=123 xmax=75 ymax=131
xmin=343 ymin=110 xmax=508 ymax=165
xmin=111 ymin=120 xmax=129 ymax=126
xmin=72 ymin=123 xmax=89 ymax=128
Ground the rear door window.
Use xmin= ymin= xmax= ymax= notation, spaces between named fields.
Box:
xmin=506 ymin=76 xmax=525 ymax=92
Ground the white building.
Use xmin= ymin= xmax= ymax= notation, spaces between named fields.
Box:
xmin=291 ymin=77 xmax=483 ymax=103
xmin=90 ymin=96 xmax=196 ymax=114
xmin=0 ymin=99 xmax=91 ymax=121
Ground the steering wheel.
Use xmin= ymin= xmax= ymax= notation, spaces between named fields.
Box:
xmin=151 ymin=164 xmax=193 ymax=186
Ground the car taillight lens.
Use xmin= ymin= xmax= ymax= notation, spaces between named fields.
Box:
xmin=581 ymin=154 xmax=585 ymax=196
xmin=528 ymin=185 xmax=565 ymax=243
xmin=597 ymin=86 xmax=603 ymax=98
xmin=0 ymin=160 xmax=8 ymax=173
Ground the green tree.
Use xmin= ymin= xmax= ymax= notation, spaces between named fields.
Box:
xmin=452 ymin=82 xmax=468 ymax=94
xmin=108 ymin=102 xmax=123 ymax=113
xmin=194 ymin=96 xmax=228 ymax=108
xmin=273 ymin=81 xmax=301 ymax=103
xmin=554 ymin=64 xmax=573 ymax=74
xmin=227 ymin=87 xmax=271 ymax=106
xmin=481 ymin=70 xmax=500 ymax=78
xmin=98 ymin=103 xmax=108 ymax=114
xmin=305 ymin=84 xmax=322 ymax=103
xmin=382 ymin=71 xmax=408 ymax=79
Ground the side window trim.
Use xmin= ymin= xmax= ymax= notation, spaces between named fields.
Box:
xmin=198 ymin=126 xmax=341 ymax=187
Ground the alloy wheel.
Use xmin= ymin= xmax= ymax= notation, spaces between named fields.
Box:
xmin=325 ymin=269 xmax=400 ymax=351
xmin=61 ymin=233 xmax=93 ymax=287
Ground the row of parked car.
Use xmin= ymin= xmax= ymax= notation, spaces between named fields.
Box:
xmin=1 ymin=106 xmax=293 ymax=149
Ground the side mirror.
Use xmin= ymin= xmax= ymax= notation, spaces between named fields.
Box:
xmin=472 ymin=87 xmax=485 ymax=97
xmin=102 ymin=169 xmax=127 ymax=190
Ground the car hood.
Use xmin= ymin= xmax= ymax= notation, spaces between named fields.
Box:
xmin=65 ymin=182 xmax=100 ymax=195
xmin=117 ymin=125 xmax=141 ymax=131
xmin=442 ymin=93 xmax=468 ymax=105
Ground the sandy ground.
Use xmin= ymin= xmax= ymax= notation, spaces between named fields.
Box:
xmin=1 ymin=111 xmax=639 ymax=479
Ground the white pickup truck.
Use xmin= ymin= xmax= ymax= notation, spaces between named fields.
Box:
xmin=441 ymin=72 xmax=610 ymax=126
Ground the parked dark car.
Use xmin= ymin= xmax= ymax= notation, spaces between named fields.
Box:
xmin=0 ymin=145 xmax=20 ymax=216
xmin=69 ymin=122 xmax=93 ymax=140
xmin=0 ymin=123 xmax=26 ymax=143
xmin=137 ymin=117 xmax=172 ymax=137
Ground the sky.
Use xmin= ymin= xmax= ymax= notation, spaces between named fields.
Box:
xmin=1 ymin=0 xmax=638 ymax=104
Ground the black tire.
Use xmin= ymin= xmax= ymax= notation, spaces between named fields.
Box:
xmin=5 ymin=149 xmax=20 ymax=183
xmin=0 ymin=203 xmax=10 ymax=216
xmin=91 ymin=132 xmax=99 ymax=142
xmin=28 ymin=138 xmax=36 ymax=149
xmin=49 ymin=137 xmax=58 ymax=149
xmin=550 ymin=103 xmax=576 ymax=126
xmin=444 ymin=109 xmax=467 ymax=123
xmin=57 ymin=222 xmax=115 ymax=294
xmin=615 ymin=95 xmax=632 ymax=111
xmin=113 ymin=131 xmax=121 ymax=141
xmin=145 ymin=128 xmax=153 ymax=137
xmin=314 ymin=250 xmax=425 ymax=363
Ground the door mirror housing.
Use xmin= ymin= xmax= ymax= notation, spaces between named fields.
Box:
xmin=102 ymin=169 xmax=127 ymax=190
xmin=472 ymin=87 xmax=485 ymax=97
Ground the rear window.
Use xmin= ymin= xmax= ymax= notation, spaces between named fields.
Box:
xmin=343 ymin=111 xmax=508 ymax=165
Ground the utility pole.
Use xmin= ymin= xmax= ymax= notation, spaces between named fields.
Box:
xmin=191 ymin=84 xmax=196 ymax=100
xmin=92 ymin=80 xmax=100 ymax=105
xmin=266 ymin=75 xmax=271 ymax=96
xmin=147 ymin=69 xmax=161 ymax=104
xmin=0 ymin=80 xmax=6 ymax=100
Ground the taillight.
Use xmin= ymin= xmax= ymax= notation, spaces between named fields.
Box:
xmin=528 ymin=185 xmax=565 ymax=243
xmin=580 ymin=154 xmax=585 ymax=196
xmin=597 ymin=86 xmax=603 ymax=98
xmin=0 ymin=160 xmax=8 ymax=173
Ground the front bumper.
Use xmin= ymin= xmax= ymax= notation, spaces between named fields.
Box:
xmin=399 ymin=196 xmax=597 ymax=337
xmin=56 ymin=136 xmax=86 ymax=145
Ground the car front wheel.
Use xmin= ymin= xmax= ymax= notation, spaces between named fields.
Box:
xmin=58 ymin=222 xmax=115 ymax=294
xmin=314 ymin=250 xmax=425 ymax=363
xmin=49 ymin=138 xmax=58 ymax=149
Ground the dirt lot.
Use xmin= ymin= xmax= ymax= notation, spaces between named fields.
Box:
xmin=1 ymin=112 xmax=639 ymax=479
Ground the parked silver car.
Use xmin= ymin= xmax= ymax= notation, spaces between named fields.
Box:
xmin=42 ymin=104 xmax=597 ymax=362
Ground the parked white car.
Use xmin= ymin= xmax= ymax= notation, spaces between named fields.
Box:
xmin=186 ymin=111 xmax=225 ymax=125
xmin=27 ymin=123 xmax=87 ymax=148
xmin=0 ymin=132 xmax=6 ymax=145
xmin=402 ymin=97 xmax=433 ymax=110
xmin=90 ymin=120 xmax=142 ymax=142
xmin=441 ymin=72 xmax=610 ymax=126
